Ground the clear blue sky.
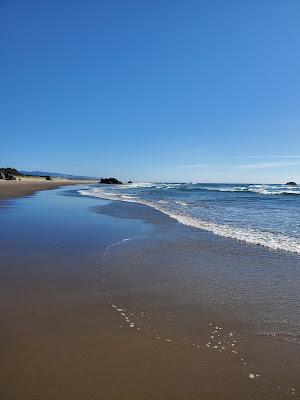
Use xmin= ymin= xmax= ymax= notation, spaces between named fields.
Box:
xmin=1 ymin=0 xmax=300 ymax=183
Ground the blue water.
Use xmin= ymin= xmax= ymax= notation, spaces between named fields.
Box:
xmin=79 ymin=183 xmax=300 ymax=254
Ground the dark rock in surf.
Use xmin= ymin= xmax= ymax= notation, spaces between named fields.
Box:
xmin=99 ymin=178 xmax=123 ymax=185
xmin=285 ymin=182 xmax=297 ymax=186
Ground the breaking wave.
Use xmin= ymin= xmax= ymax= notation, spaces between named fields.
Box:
xmin=79 ymin=186 xmax=300 ymax=255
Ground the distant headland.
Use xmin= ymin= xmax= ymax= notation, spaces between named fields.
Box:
xmin=0 ymin=167 xmax=98 ymax=182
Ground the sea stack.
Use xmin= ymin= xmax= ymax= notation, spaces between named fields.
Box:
xmin=285 ymin=181 xmax=297 ymax=186
xmin=99 ymin=178 xmax=123 ymax=184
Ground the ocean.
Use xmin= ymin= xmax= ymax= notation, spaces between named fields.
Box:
xmin=79 ymin=182 xmax=300 ymax=254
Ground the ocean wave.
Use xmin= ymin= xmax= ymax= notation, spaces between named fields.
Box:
xmin=248 ymin=189 xmax=300 ymax=196
xmin=79 ymin=188 xmax=300 ymax=255
xmin=133 ymin=183 xmax=300 ymax=196
xmin=114 ymin=182 xmax=154 ymax=189
xmin=193 ymin=185 xmax=300 ymax=196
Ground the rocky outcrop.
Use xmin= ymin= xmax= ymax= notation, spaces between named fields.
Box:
xmin=0 ymin=168 xmax=20 ymax=176
xmin=127 ymin=181 xmax=133 ymax=184
xmin=0 ymin=167 xmax=54 ymax=181
xmin=285 ymin=181 xmax=297 ymax=186
xmin=99 ymin=178 xmax=123 ymax=184
xmin=0 ymin=168 xmax=19 ymax=180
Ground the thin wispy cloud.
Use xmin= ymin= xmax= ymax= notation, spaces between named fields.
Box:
xmin=234 ymin=155 xmax=300 ymax=159
xmin=236 ymin=161 xmax=300 ymax=169
xmin=133 ymin=148 xmax=207 ymax=160
xmin=182 ymin=148 xmax=206 ymax=154
xmin=177 ymin=164 xmax=212 ymax=169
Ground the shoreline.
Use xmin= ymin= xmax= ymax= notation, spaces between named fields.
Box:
xmin=0 ymin=179 xmax=98 ymax=201
xmin=79 ymin=188 xmax=300 ymax=255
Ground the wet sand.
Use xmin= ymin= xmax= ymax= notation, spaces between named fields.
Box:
xmin=0 ymin=187 xmax=299 ymax=399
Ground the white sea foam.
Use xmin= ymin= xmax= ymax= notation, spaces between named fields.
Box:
xmin=79 ymin=188 xmax=300 ymax=255
xmin=188 ymin=183 xmax=295 ymax=195
xmin=97 ymin=182 xmax=300 ymax=195
xmin=197 ymin=184 xmax=300 ymax=196
xmin=174 ymin=200 xmax=188 ymax=206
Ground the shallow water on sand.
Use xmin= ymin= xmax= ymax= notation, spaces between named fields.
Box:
xmin=94 ymin=201 xmax=300 ymax=399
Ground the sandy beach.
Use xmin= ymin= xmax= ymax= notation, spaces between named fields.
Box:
xmin=0 ymin=178 xmax=98 ymax=201
xmin=0 ymin=184 xmax=299 ymax=400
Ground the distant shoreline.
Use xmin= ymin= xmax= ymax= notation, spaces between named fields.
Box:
xmin=0 ymin=179 xmax=98 ymax=201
